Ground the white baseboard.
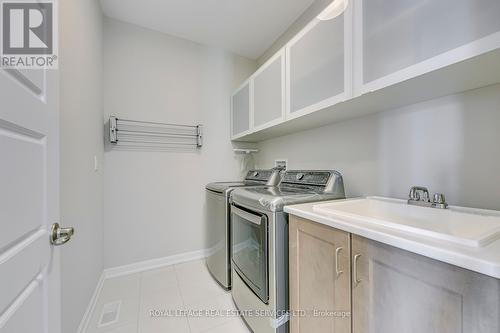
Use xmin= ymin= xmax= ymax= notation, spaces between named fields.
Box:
xmin=77 ymin=247 xmax=213 ymax=332
xmin=76 ymin=271 xmax=106 ymax=333
xmin=104 ymin=247 xmax=212 ymax=279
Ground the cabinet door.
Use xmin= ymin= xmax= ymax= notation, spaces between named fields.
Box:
xmin=289 ymin=216 xmax=351 ymax=333
xmin=287 ymin=2 xmax=351 ymax=118
xmin=231 ymin=82 xmax=251 ymax=138
xmin=360 ymin=0 xmax=500 ymax=87
xmin=253 ymin=51 xmax=285 ymax=129
xmin=352 ymin=235 xmax=500 ymax=333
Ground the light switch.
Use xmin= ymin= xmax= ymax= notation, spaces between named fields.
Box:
xmin=94 ymin=155 xmax=98 ymax=172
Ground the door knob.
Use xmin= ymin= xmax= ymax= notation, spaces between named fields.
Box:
xmin=50 ymin=223 xmax=74 ymax=246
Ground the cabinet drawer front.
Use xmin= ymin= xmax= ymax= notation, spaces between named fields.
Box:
xmin=289 ymin=216 xmax=351 ymax=333
xmin=352 ymin=235 xmax=500 ymax=333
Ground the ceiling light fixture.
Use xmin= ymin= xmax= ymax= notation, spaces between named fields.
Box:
xmin=317 ymin=0 xmax=349 ymax=21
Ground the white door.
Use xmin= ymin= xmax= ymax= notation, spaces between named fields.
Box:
xmin=0 ymin=66 xmax=62 ymax=332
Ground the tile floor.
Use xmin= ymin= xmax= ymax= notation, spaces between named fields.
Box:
xmin=85 ymin=259 xmax=250 ymax=333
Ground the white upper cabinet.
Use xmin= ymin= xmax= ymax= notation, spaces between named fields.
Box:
xmin=231 ymin=82 xmax=251 ymax=138
xmin=230 ymin=0 xmax=500 ymax=142
xmin=253 ymin=51 xmax=285 ymax=129
xmin=287 ymin=1 xmax=352 ymax=118
xmin=358 ymin=0 xmax=500 ymax=92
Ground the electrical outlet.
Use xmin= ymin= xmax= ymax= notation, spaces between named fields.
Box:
xmin=275 ymin=159 xmax=287 ymax=170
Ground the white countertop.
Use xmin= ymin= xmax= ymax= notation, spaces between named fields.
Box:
xmin=284 ymin=197 xmax=500 ymax=279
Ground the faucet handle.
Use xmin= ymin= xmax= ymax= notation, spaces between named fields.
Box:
xmin=433 ymin=193 xmax=448 ymax=209
xmin=433 ymin=193 xmax=446 ymax=204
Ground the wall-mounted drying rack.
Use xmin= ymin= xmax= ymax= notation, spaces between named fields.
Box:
xmin=109 ymin=116 xmax=203 ymax=148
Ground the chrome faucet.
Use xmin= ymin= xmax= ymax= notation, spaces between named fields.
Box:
xmin=408 ymin=186 xmax=448 ymax=209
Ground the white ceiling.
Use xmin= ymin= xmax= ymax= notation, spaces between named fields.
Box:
xmin=100 ymin=0 xmax=315 ymax=59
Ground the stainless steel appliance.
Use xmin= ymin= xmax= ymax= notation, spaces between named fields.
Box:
xmin=230 ymin=170 xmax=345 ymax=333
xmin=205 ymin=169 xmax=282 ymax=289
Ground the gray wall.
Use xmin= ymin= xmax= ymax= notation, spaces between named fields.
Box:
xmin=59 ymin=0 xmax=104 ymax=332
xmin=103 ymin=18 xmax=257 ymax=268
xmin=256 ymin=84 xmax=500 ymax=210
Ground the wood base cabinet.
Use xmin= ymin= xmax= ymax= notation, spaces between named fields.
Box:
xmin=351 ymin=235 xmax=500 ymax=333
xmin=289 ymin=216 xmax=351 ymax=333
xmin=289 ymin=215 xmax=500 ymax=333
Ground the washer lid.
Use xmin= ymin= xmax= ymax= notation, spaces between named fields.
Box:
xmin=231 ymin=186 xmax=342 ymax=212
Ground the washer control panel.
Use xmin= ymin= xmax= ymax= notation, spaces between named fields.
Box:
xmin=283 ymin=171 xmax=331 ymax=186
xmin=245 ymin=169 xmax=272 ymax=181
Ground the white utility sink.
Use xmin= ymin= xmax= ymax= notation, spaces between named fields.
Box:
xmin=312 ymin=197 xmax=500 ymax=248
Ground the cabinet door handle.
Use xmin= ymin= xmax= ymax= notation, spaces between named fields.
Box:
xmin=335 ymin=247 xmax=343 ymax=278
xmin=353 ymin=254 xmax=362 ymax=287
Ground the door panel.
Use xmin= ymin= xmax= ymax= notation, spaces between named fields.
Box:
xmin=0 ymin=231 xmax=48 ymax=314
xmin=0 ymin=276 xmax=44 ymax=333
xmin=352 ymin=235 xmax=500 ymax=333
xmin=253 ymin=52 xmax=284 ymax=128
xmin=288 ymin=14 xmax=346 ymax=114
xmin=0 ymin=124 xmax=45 ymax=249
xmin=4 ymin=69 xmax=45 ymax=96
xmin=231 ymin=83 xmax=251 ymax=137
xmin=289 ymin=216 xmax=351 ymax=333
xmin=362 ymin=0 xmax=500 ymax=83
xmin=0 ymin=51 xmax=60 ymax=333
xmin=231 ymin=206 xmax=268 ymax=303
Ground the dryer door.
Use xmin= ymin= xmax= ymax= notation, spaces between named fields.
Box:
xmin=231 ymin=205 xmax=269 ymax=303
